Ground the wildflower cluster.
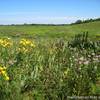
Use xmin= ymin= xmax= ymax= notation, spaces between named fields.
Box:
xmin=0 ymin=33 xmax=99 ymax=98
xmin=19 ymin=39 xmax=35 ymax=53
xmin=0 ymin=66 xmax=9 ymax=81
xmin=0 ymin=38 xmax=13 ymax=48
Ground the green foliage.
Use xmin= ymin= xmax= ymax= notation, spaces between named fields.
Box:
xmin=0 ymin=34 xmax=99 ymax=99
xmin=0 ymin=21 xmax=100 ymax=40
xmin=68 ymin=32 xmax=100 ymax=50
xmin=0 ymin=21 xmax=99 ymax=99
xmin=72 ymin=18 xmax=100 ymax=25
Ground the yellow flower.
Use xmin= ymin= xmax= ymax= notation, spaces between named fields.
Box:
xmin=5 ymin=76 xmax=10 ymax=81
xmin=19 ymin=39 xmax=35 ymax=47
xmin=19 ymin=39 xmax=35 ymax=53
xmin=0 ymin=67 xmax=3 ymax=71
xmin=0 ymin=38 xmax=13 ymax=48
xmin=3 ymin=66 xmax=7 ymax=70
xmin=1 ymin=71 xmax=6 ymax=74
xmin=0 ymin=66 xmax=9 ymax=81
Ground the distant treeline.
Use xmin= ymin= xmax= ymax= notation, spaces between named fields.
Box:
xmin=71 ymin=18 xmax=100 ymax=25
xmin=0 ymin=23 xmax=67 ymax=26
xmin=0 ymin=18 xmax=100 ymax=26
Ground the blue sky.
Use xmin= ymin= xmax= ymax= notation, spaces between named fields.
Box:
xmin=0 ymin=0 xmax=100 ymax=24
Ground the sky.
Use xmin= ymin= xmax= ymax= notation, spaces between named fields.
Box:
xmin=0 ymin=0 xmax=100 ymax=24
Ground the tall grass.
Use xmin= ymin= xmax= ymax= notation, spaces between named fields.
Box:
xmin=0 ymin=33 xmax=99 ymax=100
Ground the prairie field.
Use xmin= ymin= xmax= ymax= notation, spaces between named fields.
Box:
xmin=0 ymin=21 xmax=100 ymax=39
xmin=0 ymin=21 xmax=100 ymax=100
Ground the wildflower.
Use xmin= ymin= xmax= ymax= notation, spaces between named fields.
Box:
xmin=95 ymin=55 xmax=100 ymax=58
xmin=19 ymin=39 xmax=35 ymax=53
xmin=0 ymin=67 xmax=3 ymax=71
xmin=60 ymin=79 xmax=63 ymax=82
xmin=94 ymin=66 xmax=97 ymax=70
xmin=70 ymin=63 xmax=73 ymax=67
xmin=84 ymin=61 xmax=89 ymax=65
xmin=78 ymin=61 xmax=82 ymax=65
xmin=19 ymin=39 xmax=35 ymax=47
xmin=91 ymin=53 xmax=95 ymax=56
xmin=0 ymin=66 xmax=9 ymax=81
xmin=69 ymin=57 xmax=72 ymax=60
xmin=93 ymin=57 xmax=99 ymax=62
xmin=79 ymin=57 xmax=84 ymax=61
xmin=74 ymin=59 xmax=78 ymax=61
xmin=88 ymin=55 xmax=91 ymax=58
xmin=0 ymin=38 xmax=13 ymax=48
xmin=78 ymin=67 xmax=81 ymax=70
xmin=1 ymin=71 xmax=6 ymax=74
xmin=5 ymin=75 xmax=10 ymax=81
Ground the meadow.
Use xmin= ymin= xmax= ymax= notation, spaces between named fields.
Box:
xmin=0 ymin=21 xmax=100 ymax=39
xmin=0 ymin=21 xmax=100 ymax=100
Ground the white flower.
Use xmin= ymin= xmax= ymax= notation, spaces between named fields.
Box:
xmin=79 ymin=61 xmax=82 ymax=64
xmin=72 ymin=56 xmax=75 ymax=58
xmin=84 ymin=61 xmax=89 ymax=65
xmin=95 ymin=55 xmax=100 ymax=58
xmin=79 ymin=57 xmax=84 ymax=61
xmin=88 ymin=55 xmax=91 ymax=58
xmin=74 ymin=59 xmax=78 ymax=61
xmin=94 ymin=66 xmax=97 ymax=70
xmin=91 ymin=53 xmax=95 ymax=56
xmin=93 ymin=58 xmax=98 ymax=61
xmin=69 ymin=58 xmax=72 ymax=60
xmin=79 ymin=67 xmax=81 ymax=70
xmin=71 ymin=63 xmax=73 ymax=67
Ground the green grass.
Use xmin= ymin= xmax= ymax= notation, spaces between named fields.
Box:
xmin=0 ymin=21 xmax=100 ymax=40
xmin=0 ymin=21 xmax=99 ymax=99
